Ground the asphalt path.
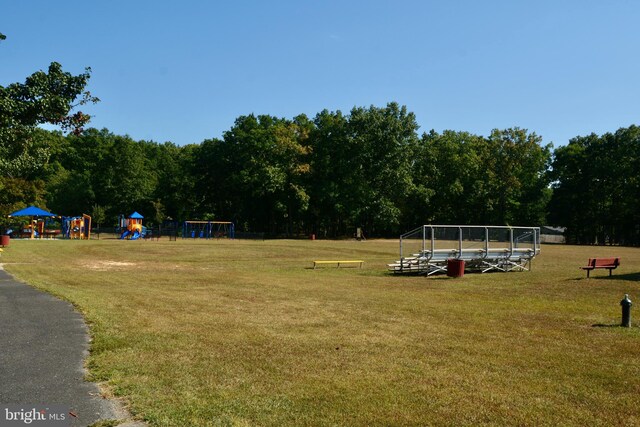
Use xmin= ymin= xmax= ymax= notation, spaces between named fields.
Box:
xmin=0 ymin=268 xmax=129 ymax=426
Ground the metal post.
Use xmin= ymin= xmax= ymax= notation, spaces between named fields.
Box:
xmin=485 ymin=227 xmax=489 ymax=255
xmin=399 ymin=234 xmax=403 ymax=273
xmin=621 ymin=294 xmax=632 ymax=327
xmin=430 ymin=226 xmax=435 ymax=254
xmin=509 ymin=228 xmax=513 ymax=250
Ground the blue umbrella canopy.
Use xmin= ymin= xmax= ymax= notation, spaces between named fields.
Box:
xmin=8 ymin=206 xmax=58 ymax=217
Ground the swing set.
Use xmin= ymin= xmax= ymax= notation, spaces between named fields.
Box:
xmin=182 ymin=221 xmax=235 ymax=239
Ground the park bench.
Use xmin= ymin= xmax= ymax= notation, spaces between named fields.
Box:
xmin=580 ymin=257 xmax=620 ymax=278
xmin=313 ymin=260 xmax=364 ymax=269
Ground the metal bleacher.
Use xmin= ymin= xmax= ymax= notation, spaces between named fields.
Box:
xmin=389 ymin=225 xmax=541 ymax=275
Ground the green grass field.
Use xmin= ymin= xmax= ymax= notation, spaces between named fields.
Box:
xmin=2 ymin=238 xmax=639 ymax=426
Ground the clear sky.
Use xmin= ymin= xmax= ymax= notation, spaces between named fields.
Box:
xmin=2 ymin=1 xmax=639 ymax=146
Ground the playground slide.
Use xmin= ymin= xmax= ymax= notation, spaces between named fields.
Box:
xmin=120 ymin=230 xmax=130 ymax=239
xmin=130 ymin=230 xmax=141 ymax=240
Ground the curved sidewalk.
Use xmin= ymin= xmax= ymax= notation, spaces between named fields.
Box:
xmin=0 ymin=268 xmax=132 ymax=426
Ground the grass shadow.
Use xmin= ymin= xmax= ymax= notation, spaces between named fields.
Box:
xmin=600 ymin=272 xmax=640 ymax=282
xmin=592 ymin=323 xmax=639 ymax=329
xmin=383 ymin=272 xmax=453 ymax=282
xmin=568 ymin=272 xmax=640 ymax=282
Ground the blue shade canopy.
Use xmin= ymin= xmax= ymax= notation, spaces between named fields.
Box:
xmin=8 ymin=206 xmax=58 ymax=217
xmin=129 ymin=212 xmax=144 ymax=219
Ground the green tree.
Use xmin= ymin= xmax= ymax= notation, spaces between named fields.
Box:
xmin=308 ymin=103 xmax=419 ymax=236
xmin=46 ymin=129 xmax=157 ymax=221
xmin=307 ymin=109 xmax=352 ymax=236
xmin=196 ymin=114 xmax=311 ymax=234
xmin=1 ymin=34 xmax=98 ymax=219
xmin=347 ymin=103 xmax=420 ymax=235
xmin=144 ymin=142 xmax=197 ymax=222
xmin=415 ymin=130 xmax=487 ymax=224
xmin=485 ymin=128 xmax=551 ymax=225
xmin=95 ymin=134 xmax=156 ymax=218
xmin=90 ymin=204 xmax=107 ymax=239
xmin=549 ymin=125 xmax=640 ymax=245
xmin=91 ymin=204 xmax=106 ymax=228
xmin=0 ymin=62 xmax=98 ymax=178
xmin=413 ymin=128 xmax=550 ymax=227
xmin=150 ymin=199 xmax=166 ymax=226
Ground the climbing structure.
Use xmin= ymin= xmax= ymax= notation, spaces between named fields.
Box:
xmin=119 ymin=212 xmax=146 ymax=240
xmin=63 ymin=214 xmax=92 ymax=239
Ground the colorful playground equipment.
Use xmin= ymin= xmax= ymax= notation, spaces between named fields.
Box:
xmin=182 ymin=221 xmax=234 ymax=239
xmin=7 ymin=206 xmax=59 ymax=239
xmin=21 ymin=219 xmax=46 ymax=239
xmin=389 ymin=225 xmax=541 ymax=275
xmin=62 ymin=214 xmax=92 ymax=239
xmin=119 ymin=212 xmax=146 ymax=240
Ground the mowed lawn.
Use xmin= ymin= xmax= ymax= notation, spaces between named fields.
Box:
xmin=2 ymin=238 xmax=640 ymax=426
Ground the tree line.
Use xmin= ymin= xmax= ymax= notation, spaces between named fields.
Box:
xmin=549 ymin=125 xmax=640 ymax=245
xmin=1 ymin=103 xmax=560 ymax=237
xmin=1 ymin=56 xmax=638 ymax=243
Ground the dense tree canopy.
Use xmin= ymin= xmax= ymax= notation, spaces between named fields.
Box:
xmin=4 ymin=31 xmax=639 ymax=243
xmin=0 ymin=66 xmax=636 ymax=243
xmin=307 ymin=104 xmax=421 ymax=236
xmin=0 ymin=62 xmax=98 ymax=178
xmin=194 ymin=114 xmax=312 ymax=234
xmin=549 ymin=125 xmax=640 ymax=245
xmin=1 ymin=35 xmax=98 ymax=220
xmin=1 ymin=100 xmax=561 ymax=238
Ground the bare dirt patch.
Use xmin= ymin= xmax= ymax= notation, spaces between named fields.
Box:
xmin=84 ymin=261 xmax=137 ymax=271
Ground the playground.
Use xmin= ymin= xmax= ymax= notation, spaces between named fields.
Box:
xmin=1 ymin=239 xmax=638 ymax=426
xmin=5 ymin=206 xmax=93 ymax=240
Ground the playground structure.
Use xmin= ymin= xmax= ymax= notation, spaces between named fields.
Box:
xmin=7 ymin=206 xmax=59 ymax=239
xmin=20 ymin=219 xmax=46 ymax=239
xmin=62 ymin=214 xmax=92 ymax=239
xmin=182 ymin=221 xmax=235 ymax=239
xmin=389 ymin=225 xmax=541 ymax=275
xmin=119 ymin=212 xmax=146 ymax=240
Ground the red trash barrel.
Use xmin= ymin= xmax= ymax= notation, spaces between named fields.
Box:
xmin=0 ymin=235 xmax=9 ymax=247
xmin=447 ymin=259 xmax=465 ymax=277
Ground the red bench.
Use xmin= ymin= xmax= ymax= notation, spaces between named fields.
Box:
xmin=580 ymin=257 xmax=620 ymax=278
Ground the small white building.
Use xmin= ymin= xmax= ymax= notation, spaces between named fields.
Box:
xmin=540 ymin=226 xmax=566 ymax=243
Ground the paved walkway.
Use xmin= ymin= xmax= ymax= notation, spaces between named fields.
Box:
xmin=0 ymin=268 xmax=137 ymax=426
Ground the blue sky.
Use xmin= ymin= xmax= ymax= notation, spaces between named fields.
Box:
xmin=3 ymin=1 xmax=639 ymax=146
